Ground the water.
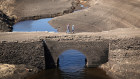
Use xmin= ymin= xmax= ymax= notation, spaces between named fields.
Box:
xmin=12 ymin=18 xmax=57 ymax=32
xmin=27 ymin=50 xmax=111 ymax=79
xmin=80 ymin=4 xmax=89 ymax=9
xmin=58 ymin=50 xmax=86 ymax=79
xmin=74 ymin=4 xmax=89 ymax=12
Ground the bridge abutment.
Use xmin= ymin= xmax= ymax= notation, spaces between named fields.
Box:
xmin=0 ymin=40 xmax=46 ymax=69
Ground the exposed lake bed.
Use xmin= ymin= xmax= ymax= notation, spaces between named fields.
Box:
xmin=0 ymin=0 xmax=140 ymax=79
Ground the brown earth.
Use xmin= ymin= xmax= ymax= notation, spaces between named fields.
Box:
xmin=49 ymin=0 xmax=140 ymax=32
xmin=0 ymin=64 xmax=39 ymax=79
xmin=0 ymin=0 xmax=81 ymax=21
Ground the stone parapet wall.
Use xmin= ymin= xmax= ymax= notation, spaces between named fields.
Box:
xmin=0 ymin=40 xmax=45 ymax=69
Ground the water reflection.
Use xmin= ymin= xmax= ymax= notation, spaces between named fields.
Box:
xmin=13 ymin=18 xmax=57 ymax=32
xmin=58 ymin=50 xmax=86 ymax=72
xmin=26 ymin=50 xmax=111 ymax=79
xmin=58 ymin=50 xmax=86 ymax=79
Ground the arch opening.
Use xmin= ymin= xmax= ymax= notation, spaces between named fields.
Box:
xmin=57 ymin=49 xmax=87 ymax=72
xmin=12 ymin=18 xmax=57 ymax=32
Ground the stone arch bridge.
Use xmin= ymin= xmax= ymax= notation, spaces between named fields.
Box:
xmin=0 ymin=32 xmax=109 ymax=69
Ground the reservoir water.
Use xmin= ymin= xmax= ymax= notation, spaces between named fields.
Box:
xmin=12 ymin=18 xmax=57 ymax=32
xmin=26 ymin=50 xmax=111 ymax=79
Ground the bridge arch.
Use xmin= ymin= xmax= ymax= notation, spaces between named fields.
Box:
xmin=44 ymin=40 xmax=109 ymax=69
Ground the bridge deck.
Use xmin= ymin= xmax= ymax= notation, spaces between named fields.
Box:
xmin=0 ymin=28 xmax=139 ymax=42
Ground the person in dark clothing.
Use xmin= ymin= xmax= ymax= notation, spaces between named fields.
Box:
xmin=66 ymin=24 xmax=70 ymax=33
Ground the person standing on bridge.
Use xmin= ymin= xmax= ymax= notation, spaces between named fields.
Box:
xmin=66 ymin=24 xmax=70 ymax=33
xmin=72 ymin=25 xmax=75 ymax=33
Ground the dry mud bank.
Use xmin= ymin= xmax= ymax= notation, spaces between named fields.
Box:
xmin=49 ymin=0 xmax=140 ymax=32
xmin=0 ymin=0 xmax=78 ymax=19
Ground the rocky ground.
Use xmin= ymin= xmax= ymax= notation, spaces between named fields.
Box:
xmin=0 ymin=11 xmax=15 ymax=32
xmin=0 ymin=64 xmax=39 ymax=79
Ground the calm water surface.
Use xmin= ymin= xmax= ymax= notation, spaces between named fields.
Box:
xmin=13 ymin=18 xmax=57 ymax=32
xmin=27 ymin=50 xmax=111 ymax=79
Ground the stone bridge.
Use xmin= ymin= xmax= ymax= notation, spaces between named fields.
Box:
xmin=0 ymin=28 xmax=140 ymax=79
xmin=0 ymin=32 xmax=109 ymax=69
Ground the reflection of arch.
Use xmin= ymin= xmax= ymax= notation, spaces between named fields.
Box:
xmin=58 ymin=49 xmax=87 ymax=59
xmin=57 ymin=49 xmax=87 ymax=67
